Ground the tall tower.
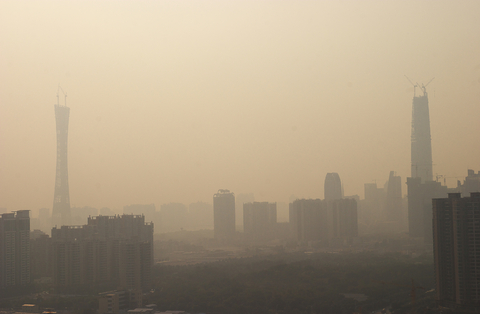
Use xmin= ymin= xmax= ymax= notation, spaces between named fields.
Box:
xmin=52 ymin=94 xmax=71 ymax=227
xmin=410 ymin=83 xmax=433 ymax=182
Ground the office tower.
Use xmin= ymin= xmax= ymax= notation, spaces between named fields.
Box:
xmin=324 ymin=173 xmax=343 ymax=200
xmin=213 ymin=189 xmax=235 ymax=243
xmin=410 ymin=84 xmax=433 ymax=182
xmin=384 ymin=171 xmax=403 ymax=222
xmin=0 ymin=210 xmax=31 ymax=289
xmin=52 ymin=102 xmax=71 ymax=226
xmin=51 ymin=214 xmax=153 ymax=293
xmin=433 ymin=193 xmax=480 ymax=311
xmin=243 ymin=202 xmax=277 ymax=242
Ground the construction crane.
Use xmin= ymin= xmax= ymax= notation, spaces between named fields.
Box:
xmin=434 ymin=174 xmax=464 ymax=186
xmin=419 ymin=77 xmax=435 ymax=96
xmin=404 ymin=76 xmax=435 ymax=97
xmin=372 ymin=279 xmax=426 ymax=314
xmin=404 ymin=75 xmax=418 ymax=97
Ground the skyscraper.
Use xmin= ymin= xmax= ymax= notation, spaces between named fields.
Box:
xmin=324 ymin=172 xmax=342 ymax=201
xmin=52 ymin=101 xmax=71 ymax=227
xmin=407 ymin=81 xmax=439 ymax=240
xmin=433 ymin=192 xmax=480 ymax=311
xmin=213 ymin=189 xmax=235 ymax=243
xmin=410 ymin=84 xmax=433 ymax=182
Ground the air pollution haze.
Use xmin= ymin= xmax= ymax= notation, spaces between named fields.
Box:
xmin=0 ymin=1 xmax=479 ymax=213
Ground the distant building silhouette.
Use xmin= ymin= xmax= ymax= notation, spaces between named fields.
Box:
xmin=243 ymin=202 xmax=277 ymax=242
xmin=0 ymin=210 xmax=30 ymax=290
xmin=433 ymin=193 xmax=480 ymax=311
xmin=213 ymin=190 xmax=235 ymax=243
xmin=188 ymin=202 xmax=213 ymax=230
xmin=362 ymin=182 xmax=385 ymax=225
xmin=160 ymin=203 xmax=187 ymax=233
xmin=324 ymin=173 xmax=343 ymax=200
xmin=457 ymin=169 xmax=480 ymax=197
xmin=384 ymin=171 xmax=402 ymax=222
xmin=52 ymin=102 xmax=71 ymax=226
xmin=236 ymin=193 xmax=254 ymax=227
xmin=123 ymin=204 xmax=156 ymax=226
xmin=290 ymin=198 xmax=357 ymax=245
xmin=407 ymin=177 xmax=451 ymax=241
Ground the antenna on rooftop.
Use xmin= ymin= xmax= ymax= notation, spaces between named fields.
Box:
xmin=57 ymin=85 xmax=67 ymax=106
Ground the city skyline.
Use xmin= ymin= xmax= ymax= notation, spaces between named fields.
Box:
xmin=1 ymin=1 xmax=479 ymax=212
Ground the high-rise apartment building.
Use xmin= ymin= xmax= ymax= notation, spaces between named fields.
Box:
xmin=52 ymin=102 xmax=71 ymax=226
xmin=213 ymin=189 xmax=235 ymax=243
xmin=324 ymin=173 xmax=343 ymax=200
xmin=51 ymin=214 xmax=153 ymax=293
xmin=0 ymin=210 xmax=30 ymax=290
xmin=433 ymin=192 xmax=480 ymax=312
xmin=243 ymin=202 xmax=277 ymax=242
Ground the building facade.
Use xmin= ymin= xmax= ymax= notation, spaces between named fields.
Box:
xmin=433 ymin=192 xmax=480 ymax=311
xmin=0 ymin=210 xmax=30 ymax=289
xmin=213 ymin=190 xmax=235 ymax=243
xmin=51 ymin=214 xmax=153 ymax=293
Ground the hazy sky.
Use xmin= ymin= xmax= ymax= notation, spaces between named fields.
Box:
xmin=1 ymin=1 xmax=479 ymax=213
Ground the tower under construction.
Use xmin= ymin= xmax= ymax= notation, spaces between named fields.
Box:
xmin=410 ymin=80 xmax=433 ymax=182
xmin=52 ymin=91 xmax=71 ymax=227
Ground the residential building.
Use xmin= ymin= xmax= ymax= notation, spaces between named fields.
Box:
xmin=0 ymin=210 xmax=31 ymax=289
xmin=433 ymin=192 xmax=480 ymax=312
